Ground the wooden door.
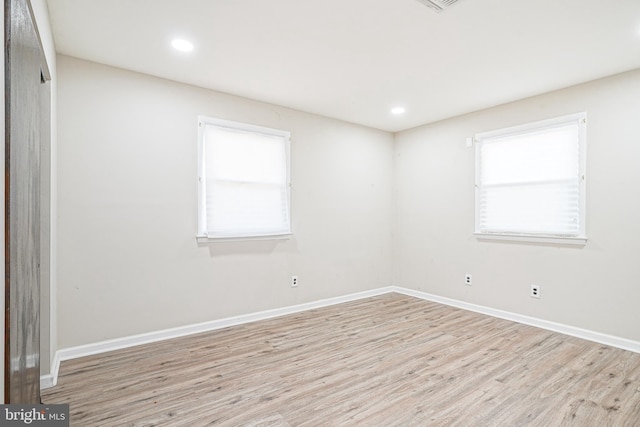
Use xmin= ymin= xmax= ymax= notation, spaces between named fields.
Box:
xmin=4 ymin=0 xmax=50 ymax=403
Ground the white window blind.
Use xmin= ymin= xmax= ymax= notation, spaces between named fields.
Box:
xmin=475 ymin=113 xmax=586 ymax=241
xmin=198 ymin=117 xmax=291 ymax=240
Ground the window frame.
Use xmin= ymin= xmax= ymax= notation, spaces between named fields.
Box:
xmin=474 ymin=113 xmax=587 ymax=245
xmin=197 ymin=116 xmax=292 ymax=243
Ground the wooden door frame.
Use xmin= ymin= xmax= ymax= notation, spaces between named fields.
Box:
xmin=4 ymin=0 xmax=51 ymax=403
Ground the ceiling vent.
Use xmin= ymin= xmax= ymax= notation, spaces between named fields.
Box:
xmin=415 ymin=0 xmax=461 ymax=12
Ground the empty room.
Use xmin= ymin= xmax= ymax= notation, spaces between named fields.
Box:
xmin=3 ymin=0 xmax=640 ymax=425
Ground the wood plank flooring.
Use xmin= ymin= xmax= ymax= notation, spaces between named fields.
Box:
xmin=42 ymin=293 xmax=640 ymax=426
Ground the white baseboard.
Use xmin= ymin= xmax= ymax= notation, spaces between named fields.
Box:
xmin=40 ymin=375 xmax=54 ymax=389
xmin=40 ymin=351 xmax=60 ymax=389
xmin=392 ymin=286 xmax=640 ymax=354
xmin=41 ymin=285 xmax=640 ymax=389
xmin=41 ymin=286 xmax=394 ymax=389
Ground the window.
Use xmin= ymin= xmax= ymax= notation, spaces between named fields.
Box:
xmin=197 ymin=116 xmax=291 ymax=241
xmin=474 ymin=113 xmax=586 ymax=244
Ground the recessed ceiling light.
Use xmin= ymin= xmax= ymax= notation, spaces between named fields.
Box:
xmin=391 ymin=107 xmax=406 ymax=115
xmin=171 ymin=39 xmax=194 ymax=52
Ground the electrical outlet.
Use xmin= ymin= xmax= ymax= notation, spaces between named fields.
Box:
xmin=291 ymin=275 xmax=298 ymax=288
xmin=531 ymin=284 xmax=540 ymax=298
xmin=465 ymin=274 xmax=472 ymax=286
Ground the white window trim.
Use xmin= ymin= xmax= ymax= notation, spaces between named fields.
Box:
xmin=474 ymin=113 xmax=587 ymax=245
xmin=474 ymin=233 xmax=587 ymax=246
xmin=196 ymin=233 xmax=291 ymax=244
xmin=196 ymin=116 xmax=292 ymax=243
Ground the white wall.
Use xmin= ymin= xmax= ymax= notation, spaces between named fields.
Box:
xmin=56 ymin=53 xmax=640 ymax=352
xmin=394 ymin=68 xmax=640 ymax=342
xmin=56 ymin=55 xmax=394 ymax=348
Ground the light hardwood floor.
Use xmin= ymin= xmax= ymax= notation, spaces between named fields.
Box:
xmin=42 ymin=293 xmax=640 ymax=426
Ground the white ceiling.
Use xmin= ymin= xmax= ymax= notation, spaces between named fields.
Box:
xmin=46 ymin=0 xmax=640 ymax=132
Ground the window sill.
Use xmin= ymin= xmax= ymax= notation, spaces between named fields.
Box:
xmin=474 ymin=232 xmax=587 ymax=246
xmin=197 ymin=233 xmax=292 ymax=243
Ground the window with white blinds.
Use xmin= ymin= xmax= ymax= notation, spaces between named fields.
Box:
xmin=475 ymin=113 xmax=586 ymax=243
xmin=197 ymin=116 xmax=291 ymax=241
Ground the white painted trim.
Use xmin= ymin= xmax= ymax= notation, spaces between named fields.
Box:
xmin=474 ymin=233 xmax=587 ymax=246
xmin=196 ymin=233 xmax=291 ymax=244
xmin=392 ymin=286 xmax=640 ymax=354
xmin=41 ymin=287 xmax=394 ymax=388
xmin=41 ymin=285 xmax=640 ymax=389
xmin=40 ymin=351 xmax=59 ymax=389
